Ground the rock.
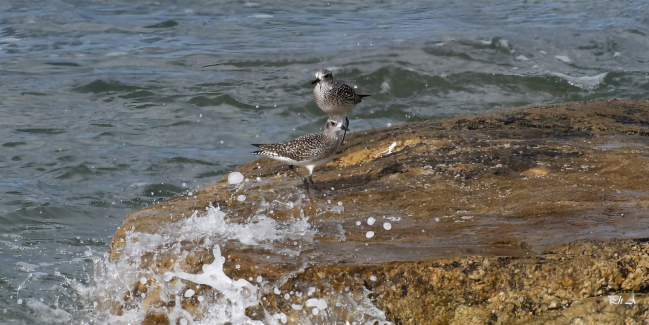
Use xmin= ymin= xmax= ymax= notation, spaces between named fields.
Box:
xmin=105 ymin=99 xmax=649 ymax=324
xmin=521 ymin=166 xmax=550 ymax=177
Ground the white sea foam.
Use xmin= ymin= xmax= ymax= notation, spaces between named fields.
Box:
xmin=164 ymin=245 xmax=261 ymax=324
xmin=26 ymin=299 xmax=72 ymax=324
xmin=279 ymin=289 xmax=392 ymax=324
xmin=106 ymin=52 xmax=127 ymax=57
xmin=250 ymin=14 xmax=273 ymax=19
xmin=384 ymin=141 xmax=397 ymax=155
xmin=0 ymin=37 xmax=20 ymax=42
xmin=551 ymin=72 xmax=607 ymax=91
xmin=74 ymin=205 xmax=316 ymax=323
xmin=77 ymin=200 xmax=390 ymax=324
xmin=555 ymin=55 xmax=571 ymax=63
xmin=380 ymin=81 xmax=391 ymax=93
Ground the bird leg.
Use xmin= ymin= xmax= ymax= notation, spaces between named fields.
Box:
xmin=342 ymin=116 xmax=349 ymax=143
xmin=289 ymin=165 xmax=311 ymax=193
xmin=288 ymin=165 xmax=307 ymax=179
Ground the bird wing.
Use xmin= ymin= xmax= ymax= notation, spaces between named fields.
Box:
xmin=254 ymin=133 xmax=330 ymax=161
xmin=336 ymin=83 xmax=362 ymax=104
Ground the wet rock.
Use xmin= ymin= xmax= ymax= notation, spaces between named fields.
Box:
xmin=107 ymin=99 xmax=649 ymax=324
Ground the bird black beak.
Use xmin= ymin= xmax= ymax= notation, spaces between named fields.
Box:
xmin=311 ymin=78 xmax=320 ymax=85
xmin=341 ymin=125 xmax=350 ymax=132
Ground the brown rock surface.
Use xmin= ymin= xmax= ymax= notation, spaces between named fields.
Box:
xmin=108 ymin=99 xmax=649 ymax=324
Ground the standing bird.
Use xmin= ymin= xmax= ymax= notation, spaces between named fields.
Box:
xmin=252 ymin=115 xmax=349 ymax=192
xmin=312 ymin=69 xmax=369 ymax=142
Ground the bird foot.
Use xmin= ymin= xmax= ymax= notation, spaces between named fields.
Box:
xmin=301 ymin=176 xmax=315 ymax=193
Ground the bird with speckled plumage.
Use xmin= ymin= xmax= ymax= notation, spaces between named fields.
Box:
xmin=252 ymin=115 xmax=349 ymax=192
xmin=312 ymin=69 xmax=369 ymax=117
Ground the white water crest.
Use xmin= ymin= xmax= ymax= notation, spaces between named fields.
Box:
xmin=551 ymin=72 xmax=608 ymax=91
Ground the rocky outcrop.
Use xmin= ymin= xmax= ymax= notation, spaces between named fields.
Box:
xmin=107 ymin=99 xmax=649 ymax=324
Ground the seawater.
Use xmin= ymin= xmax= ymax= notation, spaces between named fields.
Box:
xmin=1 ymin=0 xmax=648 ymax=323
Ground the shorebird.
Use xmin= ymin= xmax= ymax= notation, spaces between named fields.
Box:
xmin=252 ymin=115 xmax=349 ymax=192
xmin=312 ymin=69 xmax=369 ymax=116
xmin=312 ymin=69 xmax=369 ymax=142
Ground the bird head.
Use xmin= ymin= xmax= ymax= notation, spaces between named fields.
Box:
xmin=312 ymin=69 xmax=333 ymax=85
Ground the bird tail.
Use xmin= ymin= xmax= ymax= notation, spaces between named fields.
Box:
xmin=359 ymin=94 xmax=370 ymax=98
xmin=251 ymin=144 xmax=264 ymax=155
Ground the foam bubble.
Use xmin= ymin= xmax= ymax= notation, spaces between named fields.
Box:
xmin=367 ymin=217 xmax=375 ymax=225
xmin=383 ymin=222 xmax=391 ymax=230
xmin=366 ymin=231 xmax=375 ymax=238
xmin=228 ymin=172 xmax=244 ymax=184
xmin=306 ymin=298 xmax=328 ymax=310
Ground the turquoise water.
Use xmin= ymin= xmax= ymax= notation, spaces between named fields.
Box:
xmin=1 ymin=0 xmax=648 ymax=322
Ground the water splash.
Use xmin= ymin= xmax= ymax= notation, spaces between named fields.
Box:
xmin=164 ymin=245 xmax=261 ymax=325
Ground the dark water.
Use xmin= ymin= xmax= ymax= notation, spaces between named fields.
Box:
xmin=0 ymin=0 xmax=648 ymax=322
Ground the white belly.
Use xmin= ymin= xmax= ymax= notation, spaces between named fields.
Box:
xmin=320 ymin=102 xmax=355 ymax=116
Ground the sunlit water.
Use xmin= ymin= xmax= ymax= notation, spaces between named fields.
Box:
xmin=1 ymin=0 xmax=648 ymax=323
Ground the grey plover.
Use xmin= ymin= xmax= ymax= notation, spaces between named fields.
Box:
xmin=312 ymin=69 xmax=369 ymax=116
xmin=312 ymin=69 xmax=368 ymax=142
xmin=252 ymin=115 xmax=349 ymax=192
